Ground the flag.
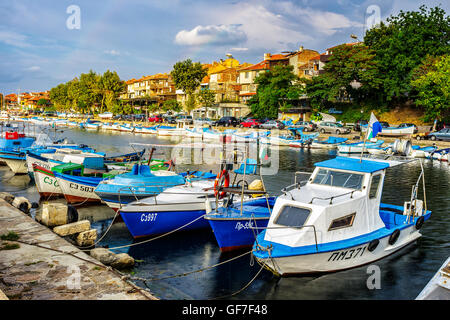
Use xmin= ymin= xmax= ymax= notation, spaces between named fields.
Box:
xmin=366 ymin=112 xmax=382 ymax=140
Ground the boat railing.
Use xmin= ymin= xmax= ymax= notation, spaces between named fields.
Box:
xmin=251 ymin=223 xmax=319 ymax=252
xmin=309 ymin=189 xmax=358 ymax=204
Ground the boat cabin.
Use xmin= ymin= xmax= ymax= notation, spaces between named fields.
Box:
xmin=263 ymin=156 xmax=422 ymax=248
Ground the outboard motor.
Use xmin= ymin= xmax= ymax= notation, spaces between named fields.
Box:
xmin=392 ymin=139 xmax=412 ymax=156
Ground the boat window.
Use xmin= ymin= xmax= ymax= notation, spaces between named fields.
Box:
xmin=369 ymin=174 xmax=382 ymax=199
xmin=328 ymin=213 xmax=356 ymax=231
xmin=274 ymin=205 xmax=311 ymax=228
xmin=312 ymin=169 xmax=364 ymax=190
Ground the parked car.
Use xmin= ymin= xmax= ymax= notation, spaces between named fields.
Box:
xmin=259 ymin=120 xmax=285 ymax=130
xmin=427 ymin=128 xmax=450 ymax=141
xmin=291 ymin=121 xmax=317 ymax=132
xmin=213 ymin=116 xmax=239 ymax=127
xmin=318 ymin=121 xmax=351 ymax=135
xmin=165 ymin=116 xmax=177 ymax=124
xmin=435 ymin=122 xmax=450 ymax=131
xmin=148 ymin=115 xmax=163 ymax=123
xmin=240 ymin=118 xmax=261 ymax=128
xmin=194 ymin=117 xmax=214 ymax=126
xmin=353 ymin=119 xmax=368 ymax=132
xmin=399 ymin=123 xmax=418 ymax=134
xmin=328 ymin=108 xmax=343 ymax=114
xmin=176 ymin=115 xmax=193 ymax=125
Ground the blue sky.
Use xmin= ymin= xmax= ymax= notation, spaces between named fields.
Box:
xmin=0 ymin=0 xmax=448 ymax=94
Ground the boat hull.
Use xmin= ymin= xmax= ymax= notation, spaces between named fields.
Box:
xmin=33 ymin=165 xmax=63 ymax=199
xmin=254 ymin=223 xmax=423 ymax=276
xmin=206 ymin=217 xmax=269 ymax=252
xmin=3 ymin=157 xmax=28 ymax=174
xmin=54 ymin=173 xmax=102 ymax=205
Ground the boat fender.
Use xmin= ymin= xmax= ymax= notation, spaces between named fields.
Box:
xmin=415 ymin=216 xmax=425 ymax=230
xmin=388 ymin=229 xmax=400 ymax=245
xmin=214 ymin=169 xmax=230 ymax=199
xmin=368 ymin=239 xmax=379 ymax=252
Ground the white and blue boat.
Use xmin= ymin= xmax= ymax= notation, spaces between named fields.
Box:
xmin=94 ymin=164 xmax=216 ymax=210
xmin=338 ymin=140 xmax=384 ymax=154
xmin=310 ymin=136 xmax=348 ymax=149
xmin=289 ymin=132 xmax=320 ymax=148
xmin=252 ymin=156 xmax=431 ymax=275
xmin=426 ymin=148 xmax=449 ymax=162
xmin=410 ymin=145 xmax=438 ymax=158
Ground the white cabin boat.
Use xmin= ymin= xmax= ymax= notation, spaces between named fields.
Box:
xmin=252 ymin=156 xmax=431 ymax=276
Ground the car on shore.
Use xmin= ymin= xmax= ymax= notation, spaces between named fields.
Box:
xmin=291 ymin=121 xmax=317 ymax=132
xmin=259 ymin=120 xmax=285 ymax=130
xmin=213 ymin=116 xmax=239 ymax=127
xmin=176 ymin=115 xmax=194 ymax=125
xmin=194 ymin=118 xmax=214 ymax=126
xmin=427 ymin=128 xmax=450 ymax=141
xmin=318 ymin=121 xmax=351 ymax=135
xmin=148 ymin=115 xmax=163 ymax=123
xmin=239 ymin=118 xmax=261 ymax=128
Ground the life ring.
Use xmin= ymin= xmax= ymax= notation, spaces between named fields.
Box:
xmin=214 ymin=169 xmax=230 ymax=199
xmin=415 ymin=216 xmax=425 ymax=230
xmin=163 ymin=160 xmax=174 ymax=170
xmin=388 ymin=229 xmax=400 ymax=245
xmin=368 ymin=239 xmax=380 ymax=252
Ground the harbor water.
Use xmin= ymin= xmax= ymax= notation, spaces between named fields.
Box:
xmin=1 ymin=126 xmax=449 ymax=300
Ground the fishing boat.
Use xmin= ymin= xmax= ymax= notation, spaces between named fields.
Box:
xmin=203 ymin=128 xmax=235 ymax=141
xmin=289 ymin=132 xmax=319 ymax=148
xmin=119 ymin=179 xmax=216 ymax=238
xmin=252 ymin=156 xmax=431 ymax=276
xmin=337 ymin=140 xmax=384 ymax=154
xmin=185 ymin=127 xmax=205 ymax=138
xmin=231 ymin=131 xmax=270 ymax=143
xmin=362 ymin=124 xmax=415 ymax=137
xmin=104 ymin=149 xmax=145 ymax=163
xmin=410 ymin=145 xmax=438 ymax=158
xmin=156 ymin=125 xmax=184 ymax=136
xmin=98 ymin=112 xmax=114 ymax=119
xmin=310 ymin=136 xmax=348 ymax=149
xmin=426 ymin=148 xmax=450 ymax=162
xmin=118 ymin=124 xmax=135 ymax=132
xmin=94 ymin=164 xmax=216 ymax=210
xmin=134 ymin=125 xmax=158 ymax=134
xmin=83 ymin=120 xmax=103 ymax=130
xmin=206 ymin=197 xmax=276 ymax=252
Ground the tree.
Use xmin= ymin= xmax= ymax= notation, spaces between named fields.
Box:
xmin=248 ymin=64 xmax=305 ymax=119
xmin=161 ymin=99 xmax=182 ymax=113
xmin=37 ymin=98 xmax=50 ymax=107
xmin=411 ymin=54 xmax=450 ymax=122
xmin=99 ymin=70 xmax=125 ymax=112
xmin=78 ymin=70 xmax=101 ymax=112
xmin=170 ymin=59 xmax=207 ymax=112
xmin=304 ymin=43 xmax=383 ymax=109
xmin=364 ymin=5 xmax=450 ymax=103
xmin=196 ymin=88 xmax=215 ymax=117
xmin=49 ymin=83 xmax=68 ymax=111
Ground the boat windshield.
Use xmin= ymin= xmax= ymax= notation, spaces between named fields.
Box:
xmin=312 ymin=169 xmax=364 ymax=190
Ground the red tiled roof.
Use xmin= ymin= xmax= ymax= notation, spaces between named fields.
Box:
xmin=239 ymin=92 xmax=256 ymax=96
xmin=238 ymin=60 xmax=269 ymax=71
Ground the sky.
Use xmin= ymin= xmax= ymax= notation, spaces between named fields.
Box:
xmin=0 ymin=0 xmax=448 ymax=94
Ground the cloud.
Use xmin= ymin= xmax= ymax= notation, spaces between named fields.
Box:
xmin=175 ymin=24 xmax=247 ymax=46
xmin=104 ymin=49 xmax=121 ymax=56
xmin=229 ymin=47 xmax=249 ymax=52
xmin=0 ymin=30 xmax=30 ymax=48
xmin=27 ymin=66 xmax=41 ymax=71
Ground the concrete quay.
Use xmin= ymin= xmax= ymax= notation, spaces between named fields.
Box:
xmin=0 ymin=199 xmax=157 ymax=300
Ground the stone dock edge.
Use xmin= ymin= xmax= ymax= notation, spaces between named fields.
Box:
xmin=0 ymin=198 xmax=157 ymax=300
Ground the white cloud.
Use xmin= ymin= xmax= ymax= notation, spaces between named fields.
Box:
xmin=175 ymin=24 xmax=247 ymax=46
xmin=104 ymin=49 xmax=121 ymax=56
xmin=230 ymin=47 xmax=249 ymax=52
xmin=27 ymin=66 xmax=41 ymax=71
xmin=0 ymin=30 xmax=30 ymax=48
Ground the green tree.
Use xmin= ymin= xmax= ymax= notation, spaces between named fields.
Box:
xmin=411 ymin=54 xmax=450 ymax=122
xmin=170 ymin=59 xmax=207 ymax=112
xmin=99 ymin=70 xmax=125 ymax=112
xmin=78 ymin=70 xmax=101 ymax=112
xmin=304 ymin=43 xmax=383 ymax=109
xmin=196 ymin=88 xmax=215 ymax=116
xmin=49 ymin=83 xmax=68 ymax=111
xmin=161 ymin=99 xmax=182 ymax=113
xmin=364 ymin=5 xmax=450 ymax=103
xmin=248 ymin=64 xmax=304 ymax=119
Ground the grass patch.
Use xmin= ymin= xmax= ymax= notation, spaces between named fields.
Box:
xmin=24 ymin=261 xmax=43 ymax=266
xmin=0 ymin=231 xmax=20 ymax=241
xmin=0 ymin=242 xmax=20 ymax=250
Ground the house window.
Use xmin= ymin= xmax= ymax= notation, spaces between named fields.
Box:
xmin=274 ymin=205 xmax=311 ymax=228
xmin=328 ymin=213 xmax=356 ymax=231
xmin=369 ymin=174 xmax=382 ymax=199
xmin=245 ymin=72 xmax=249 ymax=79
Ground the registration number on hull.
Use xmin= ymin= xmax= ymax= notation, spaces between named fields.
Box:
xmin=327 ymin=246 xmax=367 ymax=262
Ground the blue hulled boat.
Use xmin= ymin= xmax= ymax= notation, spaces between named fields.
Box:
xmin=205 ymin=197 xmax=276 ymax=252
